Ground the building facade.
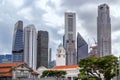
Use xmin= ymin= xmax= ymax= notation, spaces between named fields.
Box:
xmin=56 ymin=44 xmax=66 ymax=66
xmin=48 ymin=48 xmax=52 ymax=68
xmin=77 ymin=32 xmax=88 ymax=62
xmin=0 ymin=54 xmax=12 ymax=63
xmin=97 ymin=4 xmax=111 ymax=57
xmin=0 ymin=62 xmax=38 ymax=80
xmin=12 ymin=20 xmax=24 ymax=62
xmin=37 ymin=31 xmax=49 ymax=68
xmin=50 ymin=65 xmax=79 ymax=80
xmin=24 ymin=25 xmax=37 ymax=70
xmin=64 ymin=12 xmax=76 ymax=65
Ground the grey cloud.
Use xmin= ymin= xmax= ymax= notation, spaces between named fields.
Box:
xmin=61 ymin=0 xmax=119 ymax=8
xmin=76 ymin=6 xmax=97 ymax=38
xmin=22 ymin=0 xmax=35 ymax=7
xmin=46 ymin=0 xmax=55 ymax=9
xmin=0 ymin=21 xmax=13 ymax=54
xmin=111 ymin=16 xmax=120 ymax=31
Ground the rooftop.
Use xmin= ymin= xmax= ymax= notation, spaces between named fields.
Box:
xmin=0 ymin=62 xmax=24 ymax=77
xmin=51 ymin=64 xmax=78 ymax=69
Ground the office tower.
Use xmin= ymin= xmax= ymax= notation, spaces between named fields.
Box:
xmin=37 ymin=31 xmax=49 ymax=68
xmin=77 ymin=32 xmax=88 ymax=62
xmin=56 ymin=44 xmax=66 ymax=66
xmin=63 ymin=35 xmax=65 ymax=48
xmin=64 ymin=12 xmax=76 ymax=65
xmin=48 ymin=48 xmax=52 ymax=68
xmin=24 ymin=25 xmax=37 ymax=70
xmin=97 ymin=4 xmax=111 ymax=57
xmin=12 ymin=20 xmax=24 ymax=62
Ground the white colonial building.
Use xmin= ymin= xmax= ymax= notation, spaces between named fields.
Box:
xmin=56 ymin=44 xmax=66 ymax=66
xmin=51 ymin=64 xmax=79 ymax=80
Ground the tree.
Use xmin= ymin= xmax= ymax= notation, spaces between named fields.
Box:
xmin=41 ymin=70 xmax=67 ymax=78
xmin=78 ymin=55 xmax=119 ymax=80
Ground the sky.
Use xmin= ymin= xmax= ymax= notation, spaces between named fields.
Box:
xmin=0 ymin=0 xmax=120 ymax=60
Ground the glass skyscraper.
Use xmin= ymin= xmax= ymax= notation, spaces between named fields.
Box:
xmin=12 ymin=20 xmax=24 ymax=62
xmin=77 ymin=32 xmax=88 ymax=62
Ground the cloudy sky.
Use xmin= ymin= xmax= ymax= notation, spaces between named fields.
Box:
xmin=0 ymin=0 xmax=120 ymax=60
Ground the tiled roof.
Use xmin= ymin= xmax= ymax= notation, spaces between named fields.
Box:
xmin=0 ymin=72 xmax=12 ymax=77
xmin=0 ymin=62 xmax=24 ymax=68
xmin=52 ymin=64 xmax=78 ymax=69
xmin=0 ymin=68 xmax=11 ymax=72
xmin=0 ymin=62 xmax=24 ymax=77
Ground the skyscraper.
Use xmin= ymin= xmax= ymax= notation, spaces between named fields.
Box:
xmin=64 ymin=12 xmax=76 ymax=65
xmin=37 ymin=31 xmax=49 ymax=68
xmin=12 ymin=20 xmax=24 ymax=62
xmin=48 ymin=48 xmax=52 ymax=68
xmin=77 ymin=32 xmax=88 ymax=62
xmin=97 ymin=4 xmax=111 ymax=57
xmin=24 ymin=25 xmax=37 ymax=70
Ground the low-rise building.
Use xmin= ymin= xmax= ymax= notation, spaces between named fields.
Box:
xmin=0 ymin=62 xmax=38 ymax=80
xmin=37 ymin=66 xmax=48 ymax=78
xmin=50 ymin=64 xmax=79 ymax=80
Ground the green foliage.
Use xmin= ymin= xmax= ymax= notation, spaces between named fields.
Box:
xmin=41 ymin=70 xmax=67 ymax=78
xmin=78 ymin=55 xmax=119 ymax=80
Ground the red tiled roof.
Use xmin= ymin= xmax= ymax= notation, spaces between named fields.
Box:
xmin=51 ymin=64 xmax=78 ymax=69
xmin=0 ymin=72 xmax=12 ymax=77
xmin=0 ymin=68 xmax=11 ymax=72
xmin=0 ymin=62 xmax=24 ymax=77
xmin=0 ymin=62 xmax=24 ymax=68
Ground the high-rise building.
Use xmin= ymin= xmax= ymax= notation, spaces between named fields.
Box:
xmin=37 ymin=31 xmax=49 ymax=68
xmin=77 ymin=32 xmax=88 ymax=62
xmin=64 ymin=12 xmax=76 ymax=65
xmin=48 ymin=48 xmax=52 ymax=68
xmin=12 ymin=20 xmax=24 ymax=62
xmin=63 ymin=35 xmax=65 ymax=48
xmin=97 ymin=4 xmax=111 ymax=57
xmin=56 ymin=44 xmax=66 ymax=66
xmin=24 ymin=25 xmax=37 ymax=70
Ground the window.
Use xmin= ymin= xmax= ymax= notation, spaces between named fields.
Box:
xmin=66 ymin=40 xmax=69 ymax=43
xmin=100 ymin=6 xmax=103 ymax=9
xmin=68 ymin=15 xmax=73 ymax=17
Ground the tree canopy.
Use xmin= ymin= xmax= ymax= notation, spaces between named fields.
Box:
xmin=41 ymin=70 xmax=67 ymax=78
xmin=78 ymin=55 xmax=119 ymax=80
